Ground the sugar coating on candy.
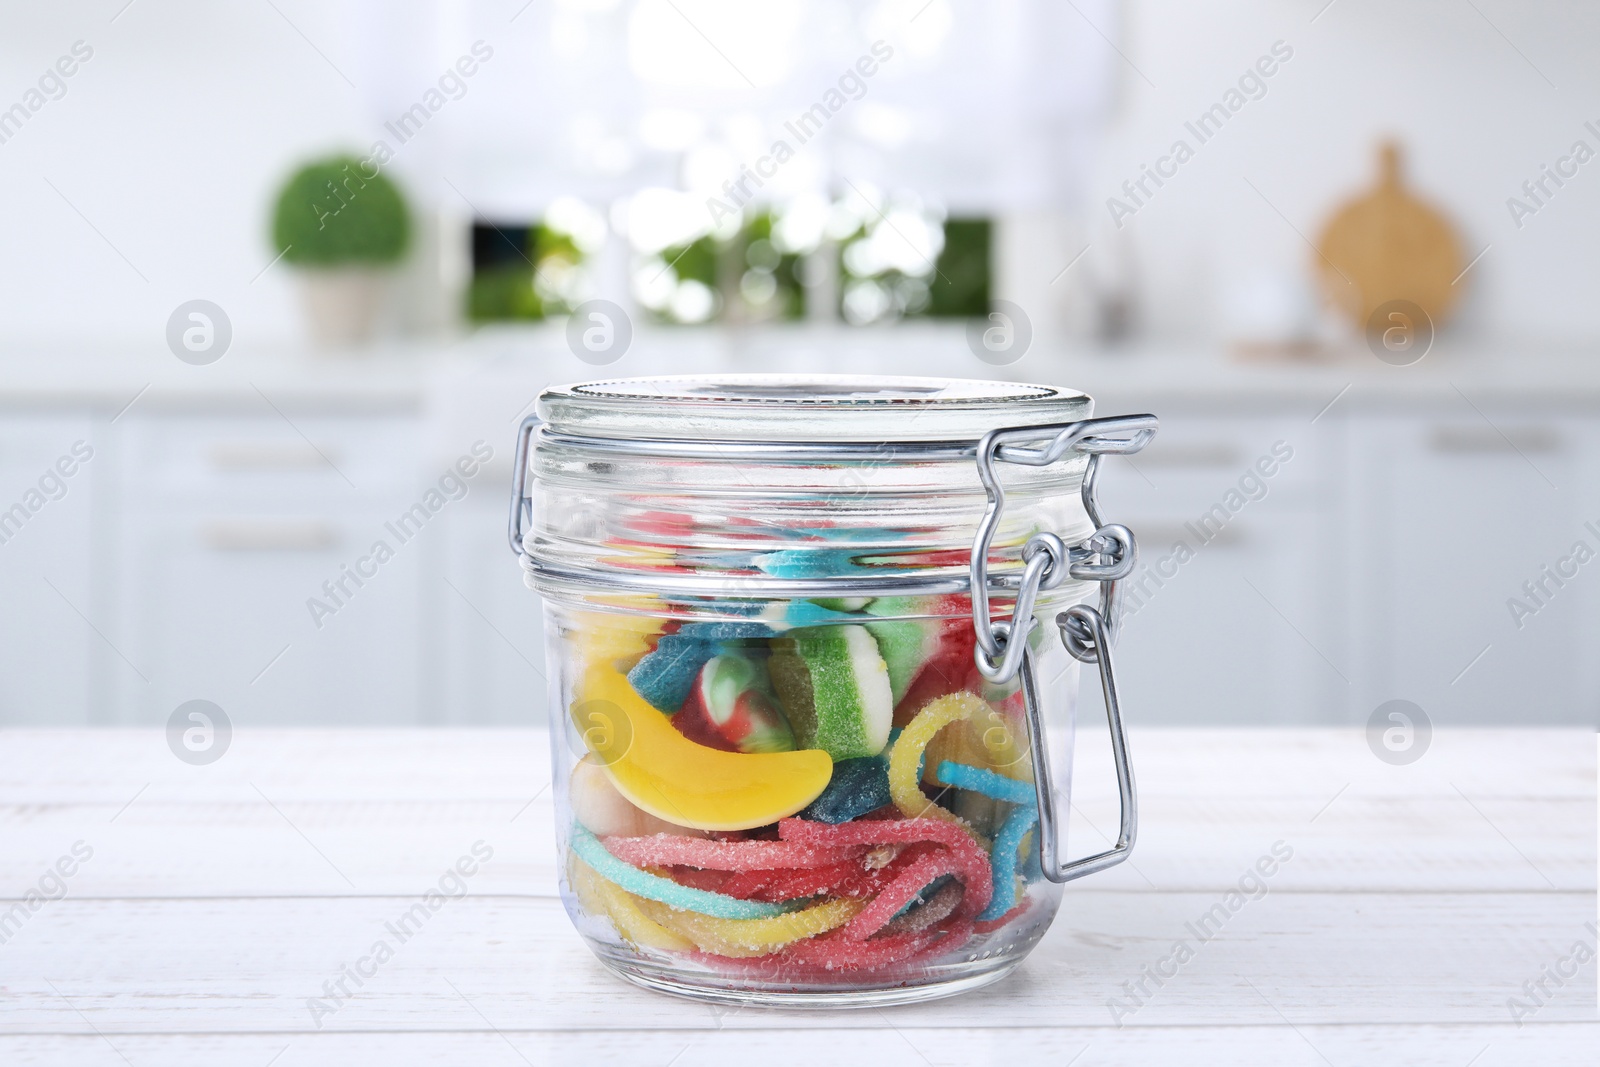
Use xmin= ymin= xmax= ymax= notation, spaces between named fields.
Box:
xmin=978 ymin=802 xmax=1038 ymax=921
xmin=783 ymin=916 xmax=973 ymax=972
xmin=600 ymin=832 xmax=863 ymax=872
xmin=863 ymin=617 xmax=938 ymax=706
xmin=720 ymin=857 xmax=879 ymax=903
xmin=570 ymin=826 xmax=793 ymax=920
xmin=842 ymin=847 xmax=960 ymax=940
xmin=935 ymin=760 xmax=1038 ymax=806
xmin=779 ymin=816 xmax=993 ymax=921
xmin=922 ymin=710 xmax=1031 ymax=787
xmin=627 ymin=633 xmax=716 ymax=713
xmin=888 ymin=692 xmax=990 ymax=824
xmin=768 ymin=625 xmax=893 ymax=761
xmin=635 ymin=895 xmax=862 ymax=958
xmin=877 ymin=878 xmax=964 ymax=938
xmin=625 ymin=619 xmax=778 ymax=714
xmin=568 ymin=853 xmax=694 ymax=953
xmin=799 ymin=754 xmax=891 ymax=824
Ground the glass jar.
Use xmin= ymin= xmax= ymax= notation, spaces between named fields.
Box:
xmin=510 ymin=375 xmax=1156 ymax=1007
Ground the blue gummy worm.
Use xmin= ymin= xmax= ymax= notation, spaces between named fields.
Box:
xmin=568 ymin=827 xmax=793 ymax=920
xmin=978 ymin=803 xmax=1039 ymax=921
xmin=935 ymin=761 xmax=1038 ymax=806
xmin=800 ymin=754 xmax=891 ymax=824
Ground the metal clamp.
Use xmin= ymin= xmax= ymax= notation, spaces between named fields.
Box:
xmin=509 ymin=415 xmax=542 ymax=556
xmin=969 ymin=414 xmax=1157 ymax=883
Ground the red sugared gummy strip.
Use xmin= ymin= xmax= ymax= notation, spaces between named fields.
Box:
xmin=695 ymin=911 xmax=975 ymax=976
xmin=788 ymin=914 xmax=974 ymax=971
xmin=770 ymin=925 xmax=942 ymax=972
xmin=661 ymin=865 xmax=731 ymax=894
xmin=778 ymin=818 xmax=993 ymax=920
xmin=877 ymin=879 xmax=964 ymax=937
xmin=841 ymin=848 xmax=960 ymax=940
xmin=602 ymin=832 xmax=863 ymax=872
xmin=719 ymin=858 xmax=860 ymax=902
xmin=717 ymin=842 xmax=929 ymax=902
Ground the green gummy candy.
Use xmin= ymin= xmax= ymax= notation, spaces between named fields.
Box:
xmin=863 ymin=618 xmax=936 ymax=705
xmin=769 ymin=624 xmax=893 ymax=761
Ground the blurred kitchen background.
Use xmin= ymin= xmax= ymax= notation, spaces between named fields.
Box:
xmin=1 ymin=0 xmax=1596 ymax=730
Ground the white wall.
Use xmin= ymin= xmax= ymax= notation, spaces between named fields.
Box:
xmin=3 ymin=1 xmax=1599 ymax=349
xmin=0 ymin=3 xmax=376 ymax=350
xmin=1088 ymin=0 xmax=1600 ymax=344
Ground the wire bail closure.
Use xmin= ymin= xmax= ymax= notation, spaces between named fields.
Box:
xmin=968 ymin=414 xmax=1158 ymax=883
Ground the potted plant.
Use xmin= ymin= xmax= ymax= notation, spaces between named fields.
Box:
xmin=271 ymin=155 xmax=410 ymax=349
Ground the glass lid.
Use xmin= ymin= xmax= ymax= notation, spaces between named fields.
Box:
xmin=537 ymin=374 xmax=1093 ymax=442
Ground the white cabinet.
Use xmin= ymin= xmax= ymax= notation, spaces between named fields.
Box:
xmin=0 ymin=416 xmax=97 ymax=724
xmin=2 ymin=383 xmax=1593 ymax=727
xmin=1348 ymin=410 xmax=1597 ymax=725
xmin=437 ymin=490 xmax=547 ymax=726
xmin=107 ymin=414 xmax=428 ymax=726
xmin=1088 ymin=414 xmax=1343 ymax=725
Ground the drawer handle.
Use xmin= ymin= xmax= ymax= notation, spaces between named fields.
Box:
xmin=201 ymin=521 xmax=339 ymax=551
xmin=208 ymin=443 xmax=339 ymax=471
xmin=1429 ymin=427 xmax=1562 ymax=454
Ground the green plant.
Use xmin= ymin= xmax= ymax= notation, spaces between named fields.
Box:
xmin=271 ymin=156 xmax=410 ymax=267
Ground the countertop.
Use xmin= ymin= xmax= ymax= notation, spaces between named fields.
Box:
xmin=4 ymin=326 xmax=1600 ymax=418
xmin=0 ymin=727 xmax=1593 ymax=1064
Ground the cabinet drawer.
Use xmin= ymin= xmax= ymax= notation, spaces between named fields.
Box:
xmin=119 ymin=414 xmax=421 ymax=504
xmin=1099 ymin=416 xmax=1321 ymax=517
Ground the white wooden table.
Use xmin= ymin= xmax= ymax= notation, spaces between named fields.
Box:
xmin=1 ymin=728 xmax=1594 ymax=1065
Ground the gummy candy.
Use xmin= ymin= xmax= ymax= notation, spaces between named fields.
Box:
xmin=934 ymin=760 xmax=1038 ymax=806
xmin=569 ymin=826 xmax=793 ymax=920
xmin=635 ymin=896 xmax=862 ymax=957
xmin=674 ymin=652 xmax=796 ymax=753
xmin=866 ymin=596 xmax=979 ymax=726
xmin=567 ymin=605 xmax=1053 ymax=981
xmin=777 ymin=816 xmax=994 ymax=921
xmin=979 ymin=803 xmax=1039 ymax=921
xmin=568 ymin=853 xmax=693 ymax=953
xmin=625 ymin=621 xmax=776 ymax=714
xmin=798 ymin=754 xmax=891 ymax=824
xmin=769 ymin=625 xmax=894 ymax=760
xmin=600 ymin=833 xmax=863 ymax=871
xmin=878 ymin=878 xmax=964 ymax=937
xmin=627 ymin=632 xmax=716 ymax=713
xmin=841 ymin=845 xmax=963 ymax=939
xmin=887 ymin=692 xmax=990 ymax=824
xmin=575 ymin=664 xmax=833 ymax=832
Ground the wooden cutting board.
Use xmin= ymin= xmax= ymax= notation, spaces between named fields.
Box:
xmin=1315 ymin=141 xmax=1465 ymax=330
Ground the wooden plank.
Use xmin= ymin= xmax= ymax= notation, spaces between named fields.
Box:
xmin=2 ymin=893 xmax=1593 ymax=1033
xmin=1 ymin=1024 xmax=1596 ymax=1067
xmin=1 ymin=729 xmax=1591 ymax=896
xmin=1 ymin=728 xmax=1590 ymax=800
xmin=0 ymin=790 xmax=1589 ymax=898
